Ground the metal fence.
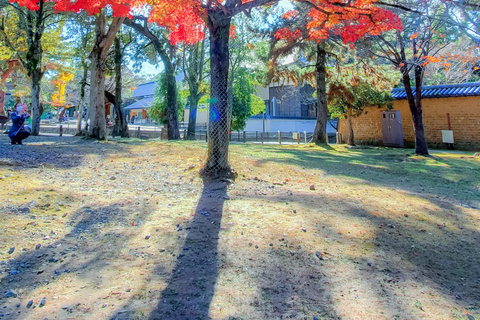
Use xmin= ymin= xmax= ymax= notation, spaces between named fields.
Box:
xmin=178 ymin=130 xmax=336 ymax=144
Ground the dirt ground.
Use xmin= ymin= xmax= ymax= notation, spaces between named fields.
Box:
xmin=0 ymin=135 xmax=479 ymax=320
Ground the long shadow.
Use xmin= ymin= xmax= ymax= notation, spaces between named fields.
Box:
xmin=146 ymin=178 xmax=228 ymax=320
xmin=0 ymin=135 xmax=133 ymax=169
xmin=246 ymin=191 xmax=480 ymax=317
xmin=0 ymin=202 xmax=152 ymax=319
xmin=237 ymin=144 xmax=480 ymax=206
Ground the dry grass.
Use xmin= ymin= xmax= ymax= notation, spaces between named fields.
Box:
xmin=0 ymin=137 xmax=479 ymax=320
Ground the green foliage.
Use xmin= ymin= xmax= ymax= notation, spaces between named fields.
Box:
xmin=231 ymin=67 xmax=265 ymax=131
xmin=229 ymin=17 xmax=268 ymax=131
xmin=326 ymin=54 xmax=397 ymax=119
xmin=149 ymin=72 xmax=167 ymax=124
xmin=149 ymin=72 xmax=186 ymax=124
xmin=328 ymin=79 xmax=393 ymax=118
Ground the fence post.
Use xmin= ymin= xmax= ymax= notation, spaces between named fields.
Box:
xmin=266 ymin=131 xmax=269 ymax=142
xmin=304 ymin=131 xmax=307 ymax=143
xmin=255 ymin=131 xmax=258 ymax=142
xmin=59 ymin=125 xmax=63 ymax=137
xmin=278 ymin=131 xmax=282 ymax=144
xmin=184 ymin=129 xmax=187 ymax=140
xmin=205 ymin=130 xmax=208 ymax=142
xmin=297 ymin=132 xmax=300 ymax=144
xmin=243 ymin=131 xmax=246 ymax=143
xmin=261 ymin=132 xmax=264 ymax=145
xmin=137 ymin=126 xmax=141 ymax=138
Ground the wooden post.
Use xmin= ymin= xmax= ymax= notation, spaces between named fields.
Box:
xmin=297 ymin=132 xmax=300 ymax=144
xmin=278 ymin=131 xmax=282 ymax=144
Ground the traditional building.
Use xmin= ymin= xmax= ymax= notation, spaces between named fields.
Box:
xmin=337 ymin=82 xmax=480 ymax=150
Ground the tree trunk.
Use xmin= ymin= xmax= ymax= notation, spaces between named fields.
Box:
xmin=30 ymin=70 xmax=42 ymax=136
xmin=311 ymin=42 xmax=328 ymax=144
xmin=203 ymin=13 xmax=232 ymax=178
xmin=112 ymin=36 xmax=129 ymax=137
xmin=76 ymin=58 xmax=89 ymax=134
xmin=165 ymin=66 xmax=179 ymax=139
xmin=89 ymin=45 xmax=107 ymax=140
xmin=346 ymin=106 xmax=355 ymax=146
xmin=88 ymin=13 xmax=124 ymax=140
xmin=0 ymin=90 xmax=6 ymax=116
xmin=123 ymin=18 xmax=179 ymax=140
xmin=186 ymin=95 xmax=199 ymax=140
xmin=402 ymin=68 xmax=429 ymax=155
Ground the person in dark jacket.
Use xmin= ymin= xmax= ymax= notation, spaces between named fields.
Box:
xmin=9 ymin=104 xmax=30 ymax=145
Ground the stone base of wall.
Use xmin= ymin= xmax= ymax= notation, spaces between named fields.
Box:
xmin=353 ymin=139 xmax=479 ymax=151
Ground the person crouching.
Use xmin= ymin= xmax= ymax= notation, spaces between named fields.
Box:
xmin=9 ymin=104 xmax=31 ymax=145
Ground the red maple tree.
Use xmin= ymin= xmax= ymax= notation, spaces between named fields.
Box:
xmin=269 ymin=2 xmax=402 ymax=144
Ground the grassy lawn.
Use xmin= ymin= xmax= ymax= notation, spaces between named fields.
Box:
xmin=0 ymin=137 xmax=479 ymax=320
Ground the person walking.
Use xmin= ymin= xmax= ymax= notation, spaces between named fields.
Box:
xmin=9 ymin=103 xmax=31 ymax=145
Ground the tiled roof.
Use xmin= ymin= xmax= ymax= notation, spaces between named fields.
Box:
xmin=392 ymin=82 xmax=480 ymax=99
xmin=124 ymin=97 xmax=154 ymax=110
xmin=131 ymin=82 xmax=156 ymax=98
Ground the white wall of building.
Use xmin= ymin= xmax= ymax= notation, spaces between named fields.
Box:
xmin=183 ymin=107 xmax=209 ymax=124
xmin=244 ymin=118 xmax=317 ymax=132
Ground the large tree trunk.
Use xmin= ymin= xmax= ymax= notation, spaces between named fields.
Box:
xmin=165 ymin=65 xmax=179 ymax=139
xmin=346 ymin=106 xmax=355 ymax=146
xmin=402 ymin=67 xmax=429 ymax=156
xmin=399 ymin=35 xmax=428 ymax=155
xmin=112 ymin=36 xmax=129 ymax=137
xmin=30 ymin=70 xmax=42 ymax=136
xmin=76 ymin=58 xmax=89 ymax=134
xmin=202 ymin=13 xmax=232 ymax=178
xmin=88 ymin=12 xmax=124 ymax=140
xmin=0 ymin=90 xmax=6 ymax=116
xmin=186 ymin=95 xmax=200 ymax=140
xmin=311 ymin=42 xmax=328 ymax=144
xmin=123 ymin=18 xmax=179 ymax=140
xmin=89 ymin=45 xmax=107 ymax=139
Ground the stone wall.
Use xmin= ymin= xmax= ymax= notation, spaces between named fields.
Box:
xmin=338 ymin=96 xmax=480 ymax=150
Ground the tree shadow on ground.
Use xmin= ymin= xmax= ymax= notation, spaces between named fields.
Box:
xmin=237 ymin=145 xmax=479 ymax=206
xmin=248 ymin=191 xmax=480 ymax=318
xmin=0 ymin=202 xmax=152 ymax=319
xmin=0 ymin=135 xmax=137 ymax=169
xmin=134 ymin=178 xmax=228 ymax=320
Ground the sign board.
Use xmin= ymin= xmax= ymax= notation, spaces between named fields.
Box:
xmin=441 ymin=130 xmax=454 ymax=144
